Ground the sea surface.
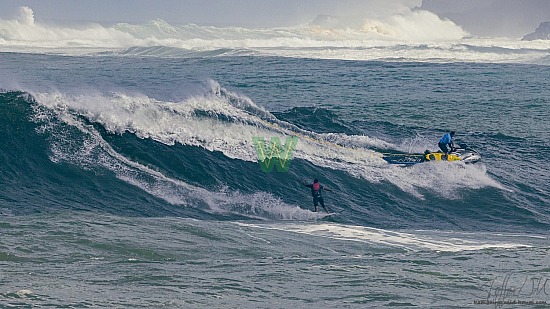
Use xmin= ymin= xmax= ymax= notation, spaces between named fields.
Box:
xmin=1 ymin=10 xmax=550 ymax=308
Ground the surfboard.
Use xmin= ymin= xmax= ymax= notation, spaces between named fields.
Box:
xmin=321 ymin=210 xmax=343 ymax=217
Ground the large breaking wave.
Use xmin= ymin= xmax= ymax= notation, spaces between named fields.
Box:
xmin=0 ymin=74 xmax=546 ymax=231
xmin=28 ymin=80 xmax=504 ymax=198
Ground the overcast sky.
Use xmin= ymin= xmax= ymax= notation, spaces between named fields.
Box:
xmin=0 ymin=0 xmax=549 ymax=36
xmin=422 ymin=0 xmax=550 ymax=37
xmin=0 ymin=0 xmax=419 ymax=26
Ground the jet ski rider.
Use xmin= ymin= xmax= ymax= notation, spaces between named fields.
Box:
xmin=438 ymin=131 xmax=455 ymax=155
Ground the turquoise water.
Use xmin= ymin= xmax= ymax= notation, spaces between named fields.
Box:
xmin=1 ymin=52 xmax=549 ymax=307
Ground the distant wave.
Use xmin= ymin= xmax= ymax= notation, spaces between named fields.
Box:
xmin=1 ymin=6 xmax=549 ymax=64
xmin=110 ymin=46 xmax=255 ymax=58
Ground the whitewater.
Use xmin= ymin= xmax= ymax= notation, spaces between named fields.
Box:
xmin=1 ymin=6 xmax=549 ymax=64
xmin=1 ymin=6 xmax=549 ymax=308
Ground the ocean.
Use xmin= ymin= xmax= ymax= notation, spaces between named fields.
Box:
xmin=1 ymin=11 xmax=550 ymax=308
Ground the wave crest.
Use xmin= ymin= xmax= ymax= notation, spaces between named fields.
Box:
xmin=17 ymin=6 xmax=35 ymax=26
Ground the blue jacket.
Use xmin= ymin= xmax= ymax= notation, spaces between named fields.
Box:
xmin=439 ymin=133 xmax=452 ymax=145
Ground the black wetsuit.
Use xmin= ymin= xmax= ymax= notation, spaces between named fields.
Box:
xmin=304 ymin=183 xmax=329 ymax=213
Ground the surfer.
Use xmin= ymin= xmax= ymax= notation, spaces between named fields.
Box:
xmin=438 ymin=131 xmax=455 ymax=155
xmin=303 ymin=179 xmax=332 ymax=213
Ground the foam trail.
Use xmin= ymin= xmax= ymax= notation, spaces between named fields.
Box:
xmin=238 ymin=222 xmax=531 ymax=252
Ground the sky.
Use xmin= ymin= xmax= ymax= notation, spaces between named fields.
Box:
xmin=0 ymin=0 xmax=420 ymax=26
xmin=0 ymin=0 xmax=549 ymax=37
xmin=421 ymin=0 xmax=550 ymax=37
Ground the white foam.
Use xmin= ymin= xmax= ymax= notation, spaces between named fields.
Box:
xmin=0 ymin=7 xmax=134 ymax=50
xmin=238 ymin=222 xmax=530 ymax=252
xmin=385 ymin=162 xmax=506 ymax=199
xmin=17 ymin=7 xmax=34 ymax=26
xmin=16 ymin=289 xmax=33 ymax=297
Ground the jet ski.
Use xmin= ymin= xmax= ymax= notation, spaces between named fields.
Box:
xmin=383 ymin=145 xmax=481 ymax=165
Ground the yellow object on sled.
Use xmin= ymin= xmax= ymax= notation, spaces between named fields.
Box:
xmin=424 ymin=152 xmax=461 ymax=162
